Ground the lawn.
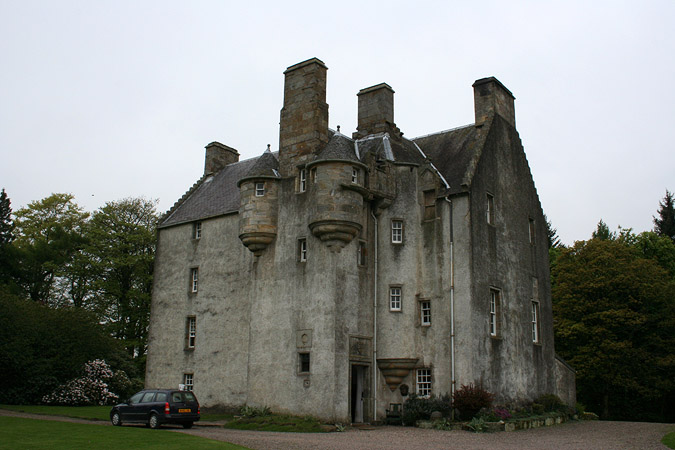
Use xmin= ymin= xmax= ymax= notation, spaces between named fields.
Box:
xmin=663 ymin=430 xmax=675 ymax=449
xmin=223 ymin=414 xmax=326 ymax=432
xmin=0 ymin=404 xmax=231 ymax=422
xmin=0 ymin=416 xmax=248 ymax=450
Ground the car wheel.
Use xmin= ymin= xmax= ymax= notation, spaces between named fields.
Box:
xmin=111 ymin=412 xmax=122 ymax=426
xmin=182 ymin=422 xmax=193 ymax=429
xmin=149 ymin=414 xmax=161 ymax=429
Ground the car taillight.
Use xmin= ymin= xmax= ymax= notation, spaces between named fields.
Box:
xmin=164 ymin=402 xmax=170 ymax=415
xmin=198 ymin=406 xmax=201 ymax=415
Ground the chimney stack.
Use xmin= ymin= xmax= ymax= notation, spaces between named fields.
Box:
xmin=472 ymin=77 xmax=516 ymax=128
xmin=278 ymin=58 xmax=329 ymax=177
xmin=204 ymin=141 xmax=239 ymax=175
xmin=354 ymin=83 xmax=398 ymax=138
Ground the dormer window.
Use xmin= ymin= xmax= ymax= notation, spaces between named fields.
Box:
xmin=255 ymin=182 xmax=265 ymax=197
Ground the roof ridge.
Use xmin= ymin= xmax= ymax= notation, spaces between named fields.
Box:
xmin=412 ymin=123 xmax=474 ymax=141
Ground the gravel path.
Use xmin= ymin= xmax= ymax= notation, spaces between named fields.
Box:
xmin=1 ymin=409 xmax=672 ymax=450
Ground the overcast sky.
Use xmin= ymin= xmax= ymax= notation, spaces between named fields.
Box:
xmin=1 ymin=0 xmax=673 ymax=245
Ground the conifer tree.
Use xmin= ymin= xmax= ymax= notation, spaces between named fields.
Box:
xmin=654 ymin=190 xmax=675 ymax=241
xmin=0 ymin=188 xmax=12 ymax=246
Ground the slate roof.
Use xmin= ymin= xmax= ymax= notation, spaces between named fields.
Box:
xmin=414 ymin=123 xmax=489 ymax=195
xmin=160 ymin=119 xmax=492 ymax=228
xmin=160 ymin=156 xmax=260 ymax=228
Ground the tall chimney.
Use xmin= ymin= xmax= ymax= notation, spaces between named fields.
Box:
xmin=278 ymin=58 xmax=329 ymax=177
xmin=354 ymin=83 xmax=398 ymax=138
xmin=472 ymin=77 xmax=516 ymax=128
xmin=204 ymin=141 xmax=239 ymax=175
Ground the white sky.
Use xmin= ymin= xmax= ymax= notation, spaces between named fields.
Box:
xmin=1 ymin=0 xmax=673 ymax=245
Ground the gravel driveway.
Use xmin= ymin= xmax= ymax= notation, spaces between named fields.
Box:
xmin=1 ymin=409 xmax=672 ymax=450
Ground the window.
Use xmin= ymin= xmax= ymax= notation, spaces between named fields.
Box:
xmin=532 ymin=301 xmax=540 ymax=343
xmin=140 ymin=391 xmax=156 ymax=403
xmin=193 ymin=222 xmax=202 ymax=240
xmin=311 ymin=167 xmax=317 ymax=183
xmin=190 ymin=268 xmax=198 ymax=293
xmin=421 ymin=300 xmax=431 ymax=326
xmin=529 ymin=218 xmax=535 ymax=244
xmin=358 ymin=241 xmax=367 ymax=266
xmin=299 ymin=352 xmax=310 ymax=373
xmin=299 ymin=169 xmax=307 ymax=192
xmin=389 ymin=286 xmax=402 ymax=311
xmin=183 ymin=373 xmax=194 ymax=391
xmin=489 ymin=289 xmax=501 ymax=337
xmin=255 ymin=182 xmax=265 ymax=197
xmin=351 ymin=167 xmax=360 ymax=184
xmin=155 ymin=392 xmax=167 ymax=402
xmin=129 ymin=392 xmax=143 ymax=404
xmin=416 ymin=369 xmax=432 ymax=397
xmin=298 ymin=238 xmax=307 ymax=262
xmin=487 ymin=193 xmax=495 ymax=225
xmin=391 ymin=220 xmax=403 ymax=244
xmin=186 ymin=316 xmax=196 ymax=348
xmin=424 ymin=190 xmax=436 ymax=220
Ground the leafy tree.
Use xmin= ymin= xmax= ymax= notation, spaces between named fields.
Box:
xmin=87 ymin=197 xmax=158 ymax=360
xmin=654 ymin=190 xmax=675 ymax=241
xmin=552 ymin=238 xmax=675 ymax=421
xmin=12 ymin=193 xmax=89 ymax=303
xmin=0 ymin=288 xmax=135 ymax=404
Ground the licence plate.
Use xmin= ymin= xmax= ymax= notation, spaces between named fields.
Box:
xmin=179 ymin=408 xmax=191 ymax=413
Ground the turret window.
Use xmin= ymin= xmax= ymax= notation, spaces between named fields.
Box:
xmin=255 ymin=182 xmax=265 ymax=197
xmin=299 ymin=169 xmax=307 ymax=192
xmin=352 ymin=167 xmax=360 ymax=184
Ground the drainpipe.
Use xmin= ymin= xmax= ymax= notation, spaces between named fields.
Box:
xmin=371 ymin=208 xmax=378 ymax=423
xmin=444 ymin=197 xmax=456 ymax=409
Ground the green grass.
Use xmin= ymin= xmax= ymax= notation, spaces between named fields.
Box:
xmin=663 ymin=431 xmax=675 ymax=449
xmin=0 ymin=404 xmax=232 ymax=423
xmin=0 ymin=416 xmax=249 ymax=450
xmin=0 ymin=404 xmax=111 ymax=421
xmin=224 ymin=414 xmax=326 ymax=433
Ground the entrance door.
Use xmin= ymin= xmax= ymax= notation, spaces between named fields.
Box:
xmin=351 ymin=365 xmax=365 ymax=423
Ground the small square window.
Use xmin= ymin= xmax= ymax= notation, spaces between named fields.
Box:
xmin=190 ymin=268 xmax=199 ymax=293
xmin=532 ymin=301 xmax=540 ymax=343
xmin=298 ymin=239 xmax=307 ymax=262
xmin=487 ymin=194 xmax=495 ymax=225
xmin=183 ymin=373 xmax=194 ymax=391
xmin=490 ymin=289 xmax=501 ymax=337
xmin=390 ymin=286 xmax=402 ymax=311
xmin=358 ymin=241 xmax=367 ymax=266
xmin=299 ymin=352 xmax=310 ymax=373
xmin=193 ymin=222 xmax=202 ymax=240
xmin=299 ymin=169 xmax=307 ymax=193
xmin=416 ymin=368 xmax=432 ymax=397
xmin=186 ymin=317 xmax=196 ymax=349
xmin=391 ymin=220 xmax=403 ymax=244
xmin=421 ymin=300 xmax=431 ymax=326
xmin=255 ymin=182 xmax=265 ymax=197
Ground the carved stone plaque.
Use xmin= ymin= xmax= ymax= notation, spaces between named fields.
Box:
xmin=349 ymin=336 xmax=372 ymax=361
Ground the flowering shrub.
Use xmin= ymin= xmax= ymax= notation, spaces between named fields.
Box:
xmin=42 ymin=359 xmax=120 ymax=406
xmin=452 ymin=383 xmax=494 ymax=420
xmin=494 ymin=407 xmax=512 ymax=420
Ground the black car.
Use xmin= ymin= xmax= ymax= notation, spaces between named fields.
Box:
xmin=110 ymin=389 xmax=200 ymax=429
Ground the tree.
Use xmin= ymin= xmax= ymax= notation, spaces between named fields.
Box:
xmin=552 ymin=238 xmax=675 ymax=421
xmin=87 ymin=197 xmax=158 ymax=360
xmin=654 ymin=190 xmax=675 ymax=241
xmin=0 ymin=189 xmax=15 ymax=287
xmin=12 ymin=193 xmax=89 ymax=303
xmin=544 ymin=214 xmax=561 ymax=248
xmin=591 ymin=219 xmax=616 ymax=241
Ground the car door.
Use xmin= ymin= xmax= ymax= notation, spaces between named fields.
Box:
xmin=120 ymin=392 xmax=144 ymax=422
xmin=137 ymin=391 xmax=157 ymax=422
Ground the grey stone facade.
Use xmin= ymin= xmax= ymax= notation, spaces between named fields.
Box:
xmin=145 ymin=58 xmax=575 ymax=423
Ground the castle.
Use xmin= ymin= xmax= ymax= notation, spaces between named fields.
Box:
xmin=145 ymin=58 xmax=575 ymax=423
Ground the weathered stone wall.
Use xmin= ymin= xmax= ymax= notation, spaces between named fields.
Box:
xmin=555 ymin=356 xmax=577 ymax=407
xmin=464 ymin=114 xmax=557 ymax=403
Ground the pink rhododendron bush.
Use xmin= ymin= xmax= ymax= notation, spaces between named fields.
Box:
xmin=42 ymin=359 xmax=124 ymax=406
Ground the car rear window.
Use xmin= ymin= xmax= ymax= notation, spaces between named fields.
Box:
xmin=184 ymin=392 xmax=196 ymax=402
xmin=170 ymin=391 xmax=197 ymax=403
